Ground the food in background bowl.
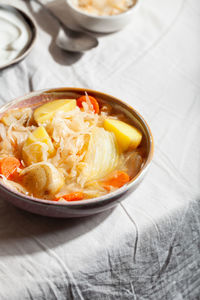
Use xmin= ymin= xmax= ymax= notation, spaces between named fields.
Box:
xmin=0 ymin=93 xmax=144 ymax=203
xmin=67 ymin=0 xmax=139 ymax=33
xmin=72 ymin=0 xmax=136 ymax=16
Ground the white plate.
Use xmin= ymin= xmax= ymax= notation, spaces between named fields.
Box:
xmin=0 ymin=4 xmax=37 ymax=70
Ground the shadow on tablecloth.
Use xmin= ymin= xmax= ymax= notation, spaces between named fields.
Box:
xmin=0 ymin=198 xmax=115 ymax=257
xmin=26 ymin=1 xmax=84 ymax=66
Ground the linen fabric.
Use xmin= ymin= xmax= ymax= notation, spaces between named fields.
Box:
xmin=0 ymin=0 xmax=200 ymax=299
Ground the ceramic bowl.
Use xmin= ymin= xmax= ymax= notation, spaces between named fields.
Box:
xmin=0 ymin=87 xmax=153 ymax=218
xmin=0 ymin=4 xmax=37 ymax=70
xmin=66 ymin=0 xmax=139 ymax=33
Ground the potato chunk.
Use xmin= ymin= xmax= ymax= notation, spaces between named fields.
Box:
xmin=26 ymin=126 xmax=54 ymax=152
xmin=104 ymin=119 xmax=142 ymax=152
xmin=22 ymin=126 xmax=54 ymax=165
xmin=33 ymin=99 xmax=76 ymax=124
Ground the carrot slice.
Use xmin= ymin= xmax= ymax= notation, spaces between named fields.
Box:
xmin=102 ymin=171 xmax=130 ymax=190
xmin=0 ymin=157 xmax=21 ymax=179
xmin=77 ymin=95 xmax=99 ymax=114
xmin=55 ymin=192 xmax=84 ymax=202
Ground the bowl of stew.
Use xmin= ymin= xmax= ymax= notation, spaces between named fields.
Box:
xmin=0 ymin=87 xmax=153 ymax=218
xmin=66 ymin=0 xmax=139 ymax=33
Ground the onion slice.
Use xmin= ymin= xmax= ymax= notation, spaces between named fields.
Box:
xmin=79 ymin=127 xmax=119 ymax=184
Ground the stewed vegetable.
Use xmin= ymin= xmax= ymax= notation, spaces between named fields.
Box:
xmin=0 ymin=93 xmax=144 ymax=202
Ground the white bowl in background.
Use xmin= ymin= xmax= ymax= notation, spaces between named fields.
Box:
xmin=66 ymin=0 xmax=139 ymax=33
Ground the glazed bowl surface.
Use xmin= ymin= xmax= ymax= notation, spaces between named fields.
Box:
xmin=0 ymin=4 xmax=37 ymax=70
xmin=66 ymin=0 xmax=139 ymax=33
xmin=0 ymin=87 xmax=153 ymax=218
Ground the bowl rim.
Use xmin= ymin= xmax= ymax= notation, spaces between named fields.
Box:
xmin=0 ymin=4 xmax=37 ymax=70
xmin=67 ymin=0 xmax=139 ymax=20
xmin=0 ymin=87 xmax=154 ymax=207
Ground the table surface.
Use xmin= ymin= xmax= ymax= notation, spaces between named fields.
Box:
xmin=0 ymin=0 xmax=200 ymax=299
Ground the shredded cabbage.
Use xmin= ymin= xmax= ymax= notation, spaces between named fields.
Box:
xmin=0 ymin=99 xmax=143 ymax=200
xmin=0 ymin=174 xmax=29 ymax=195
xmin=73 ymin=0 xmax=135 ymax=16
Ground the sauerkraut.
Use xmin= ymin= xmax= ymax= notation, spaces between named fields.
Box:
xmin=72 ymin=0 xmax=136 ymax=16
xmin=0 ymin=93 xmax=144 ymax=202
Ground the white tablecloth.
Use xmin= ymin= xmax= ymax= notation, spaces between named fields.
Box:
xmin=0 ymin=0 xmax=200 ymax=299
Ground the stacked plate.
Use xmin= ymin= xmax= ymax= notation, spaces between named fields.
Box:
xmin=0 ymin=4 xmax=37 ymax=69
